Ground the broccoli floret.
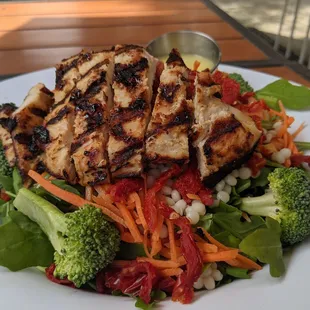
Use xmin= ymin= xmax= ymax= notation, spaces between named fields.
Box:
xmin=0 ymin=143 xmax=13 ymax=178
xmin=240 ymin=167 xmax=310 ymax=246
xmin=14 ymin=188 xmax=120 ymax=287
xmin=229 ymin=73 xmax=254 ymax=93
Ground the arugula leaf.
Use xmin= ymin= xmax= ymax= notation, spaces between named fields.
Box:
xmin=0 ymin=200 xmax=14 ymax=224
xmin=229 ymin=73 xmax=254 ymax=93
xmin=239 ymin=217 xmax=285 ymax=277
xmin=151 ymin=290 xmax=167 ymax=301
xmin=0 ymin=174 xmax=14 ymax=193
xmin=117 ymin=242 xmax=146 ymax=260
xmin=12 ymin=167 xmax=23 ymax=194
xmin=0 ymin=210 xmax=54 ymax=271
xmin=51 ymin=179 xmax=82 ymax=196
xmin=226 ymin=267 xmax=250 ymax=279
xmin=135 ymin=298 xmax=155 ymax=310
xmin=213 ymin=211 xmax=266 ymax=240
xmin=135 ymin=290 xmax=166 ymax=310
xmin=256 ymin=79 xmax=310 ymax=111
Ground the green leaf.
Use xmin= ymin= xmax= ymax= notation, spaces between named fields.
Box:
xmin=12 ymin=167 xmax=23 ymax=194
xmin=229 ymin=73 xmax=254 ymax=93
xmin=250 ymin=167 xmax=272 ymax=188
xmin=265 ymin=159 xmax=284 ymax=168
xmin=0 ymin=201 xmax=14 ymax=225
xmin=256 ymin=79 xmax=310 ymax=111
xmin=0 ymin=210 xmax=54 ymax=271
xmin=117 ymin=242 xmax=146 ymax=260
xmin=226 ymin=267 xmax=250 ymax=279
xmin=0 ymin=174 xmax=14 ymax=193
xmin=236 ymin=179 xmax=251 ymax=193
xmin=51 ymin=180 xmax=82 ymax=196
xmin=294 ymin=141 xmax=310 ymax=152
xmin=216 ymin=201 xmax=239 ymax=213
xmin=151 ymin=290 xmax=167 ymax=301
xmin=213 ymin=211 xmax=266 ymax=240
xmin=239 ymin=217 xmax=285 ymax=277
xmin=135 ymin=298 xmax=155 ymax=310
xmin=196 ymin=213 xmax=213 ymax=231
xmin=213 ymin=231 xmax=241 ymax=248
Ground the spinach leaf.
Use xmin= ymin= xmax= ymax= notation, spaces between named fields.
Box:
xmin=135 ymin=290 xmax=166 ymax=310
xmin=250 ymin=167 xmax=272 ymax=188
xmin=135 ymin=299 xmax=154 ymax=310
xmin=0 ymin=174 xmax=14 ymax=193
xmin=197 ymin=213 xmax=213 ymax=231
xmin=256 ymin=79 xmax=310 ymax=111
xmin=229 ymin=187 xmax=241 ymax=206
xmin=239 ymin=217 xmax=285 ymax=277
xmin=0 ymin=210 xmax=54 ymax=271
xmin=213 ymin=231 xmax=241 ymax=248
xmin=213 ymin=211 xmax=266 ymax=240
xmin=51 ymin=179 xmax=82 ymax=196
xmin=117 ymin=242 xmax=146 ymax=260
xmin=216 ymin=201 xmax=239 ymax=213
xmin=226 ymin=267 xmax=250 ymax=279
xmin=12 ymin=167 xmax=23 ymax=194
xmin=0 ymin=200 xmax=14 ymax=224
xmin=236 ymin=179 xmax=251 ymax=193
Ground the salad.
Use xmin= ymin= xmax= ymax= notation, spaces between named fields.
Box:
xmin=1 ymin=46 xmax=310 ymax=309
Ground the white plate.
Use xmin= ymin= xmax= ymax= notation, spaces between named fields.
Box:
xmin=0 ymin=65 xmax=309 ymax=310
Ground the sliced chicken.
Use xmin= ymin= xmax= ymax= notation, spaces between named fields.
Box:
xmin=71 ymin=52 xmax=114 ymax=186
xmin=44 ymin=51 xmax=111 ymax=183
xmin=0 ymin=103 xmax=17 ymax=167
xmin=145 ymin=49 xmax=193 ymax=165
xmin=107 ymin=45 xmax=157 ymax=179
xmin=192 ymin=71 xmax=262 ymax=186
xmin=11 ymin=84 xmax=54 ymax=179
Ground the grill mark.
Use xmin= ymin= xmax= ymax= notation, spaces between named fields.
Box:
xmin=145 ymin=154 xmax=188 ymax=165
xmin=0 ymin=117 xmax=16 ymax=131
xmin=35 ymin=161 xmax=46 ymax=174
xmin=0 ymin=103 xmax=17 ymax=115
xmin=114 ymin=57 xmax=148 ymax=87
xmin=33 ymin=126 xmax=50 ymax=146
xmin=13 ymin=133 xmax=41 ymax=158
xmin=166 ymin=48 xmax=186 ymax=67
xmin=203 ymin=117 xmax=242 ymax=158
xmin=110 ymin=123 xmax=142 ymax=145
xmin=40 ymin=86 xmax=54 ymax=98
xmin=88 ymin=170 xmax=108 ymax=186
xmin=55 ymin=58 xmax=79 ymax=90
xmin=13 ymin=133 xmax=32 ymax=145
xmin=84 ymin=71 xmax=107 ymax=97
xmin=115 ymin=44 xmax=143 ymax=55
xmin=30 ymin=107 xmax=47 ymax=118
xmin=111 ymin=142 xmax=143 ymax=169
xmin=46 ymin=106 xmax=71 ymax=126
xmin=159 ymin=84 xmax=181 ymax=103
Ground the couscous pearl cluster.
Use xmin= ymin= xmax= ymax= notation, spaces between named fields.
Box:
xmin=193 ymin=263 xmax=223 ymax=290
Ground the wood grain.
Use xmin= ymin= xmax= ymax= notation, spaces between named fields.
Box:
xmin=0 ymin=22 xmax=242 ymax=50
xmin=254 ymin=66 xmax=310 ymax=87
xmin=0 ymin=9 xmax=221 ymax=31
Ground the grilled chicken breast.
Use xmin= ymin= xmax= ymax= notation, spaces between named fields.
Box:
xmin=145 ymin=49 xmax=192 ymax=165
xmin=44 ymin=51 xmax=111 ymax=183
xmin=192 ymin=71 xmax=262 ymax=186
xmin=11 ymin=84 xmax=54 ymax=179
xmin=0 ymin=103 xmax=17 ymax=167
xmin=71 ymin=52 xmax=114 ymax=186
xmin=107 ymin=45 xmax=157 ymax=179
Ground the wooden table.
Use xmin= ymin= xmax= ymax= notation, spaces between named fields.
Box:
xmin=0 ymin=0 xmax=309 ymax=86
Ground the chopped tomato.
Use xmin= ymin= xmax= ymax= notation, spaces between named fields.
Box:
xmin=221 ymin=78 xmax=240 ymax=105
xmin=144 ymin=165 xmax=181 ymax=232
xmin=172 ymin=217 xmax=203 ymax=304
xmin=236 ymin=99 xmax=269 ymax=119
xmin=197 ymin=188 xmax=214 ymax=206
xmin=105 ymin=262 xmax=158 ymax=304
xmin=108 ymin=178 xmax=143 ymax=202
xmin=212 ymin=70 xmax=228 ymax=84
xmin=0 ymin=190 xmax=11 ymax=202
xmin=45 ymin=264 xmax=75 ymax=288
xmin=238 ymin=91 xmax=256 ymax=104
xmin=246 ymin=153 xmax=266 ymax=176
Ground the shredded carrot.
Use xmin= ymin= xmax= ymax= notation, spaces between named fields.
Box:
xmin=143 ymin=232 xmax=153 ymax=258
xmin=91 ymin=195 xmax=122 ymax=217
xmin=196 ymin=242 xmax=218 ymax=253
xmin=127 ymin=202 xmax=136 ymax=210
xmin=158 ymin=268 xmax=183 ymax=277
xmin=166 ymin=219 xmax=177 ymax=262
xmin=94 ymin=186 xmax=114 ymax=204
xmin=160 ymin=246 xmax=181 ymax=259
xmin=85 ymin=186 xmax=92 ymax=200
xmin=150 ymin=215 xmax=164 ymax=257
xmin=193 ymin=60 xmax=201 ymax=71
xmin=193 ymin=234 xmax=206 ymax=243
xmin=132 ymin=210 xmax=139 ymax=219
xmin=242 ymin=212 xmax=251 ymax=223
xmin=292 ymin=122 xmax=306 ymax=139
xmin=186 ymin=193 xmax=201 ymax=201
xmin=137 ymin=257 xmax=180 ymax=269
xmin=203 ymin=249 xmax=239 ymax=262
xmin=28 ymin=170 xmax=126 ymax=226
xmin=116 ymin=202 xmax=143 ymax=243
xmin=234 ymin=254 xmax=262 ymax=270
xmin=130 ymin=192 xmax=148 ymax=231
xmin=199 ymin=228 xmax=226 ymax=250
xmin=121 ymin=232 xmax=136 ymax=243
xmin=177 ymin=256 xmax=186 ymax=265
xmin=284 ymin=158 xmax=291 ymax=167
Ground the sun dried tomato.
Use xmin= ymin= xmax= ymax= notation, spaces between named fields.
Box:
xmin=45 ymin=264 xmax=75 ymax=288
xmin=104 ymin=262 xmax=158 ymax=304
xmin=212 ymin=70 xmax=228 ymax=84
xmin=0 ymin=189 xmax=11 ymax=202
xmin=144 ymin=165 xmax=181 ymax=232
xmin=221 ymin=78 xmax=240 ymax=105
xmin=291 ymin=155 xmax=310 ymax=167
xmin=156 ymin=277 xmax=176 ymax=294
xmin=197 ymin=188 xmax=214 ymax=206
xmin=238 ymin=91 xmax=256 ymax=104
xmin=108 ymin=178 xmax=143 ymax=202
xmin=246 ymin=153 xmax=266 ymax=176
xmin=172 ymin=217 xmax=203 ymax=304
